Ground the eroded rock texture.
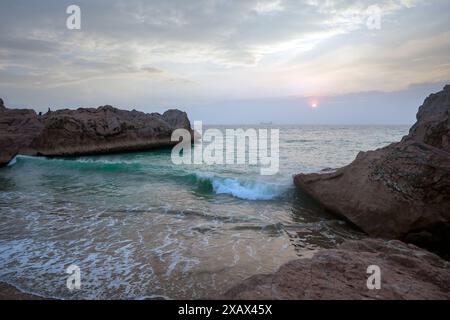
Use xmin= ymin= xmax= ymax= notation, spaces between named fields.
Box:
xmin=0 ymin=102 xmax=191 ymax=166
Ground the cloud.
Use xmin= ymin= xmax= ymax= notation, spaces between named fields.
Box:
xmin=254 ymin=0 xmax=285 ymax=15
xmin=140 ymin=66 xmax=164 ymax=74
xmin=0 ymin=0 xmax=448 ymax=111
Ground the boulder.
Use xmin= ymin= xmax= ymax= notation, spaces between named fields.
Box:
xmin=294 ymin=86 xmax=450 ymax=247
xmin=0 ymin=100 xmax=192 ymax=166
xmin=222 ymin=238 xmax=450 ymax=300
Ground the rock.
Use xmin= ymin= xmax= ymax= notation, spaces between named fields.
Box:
xmin=0 ymin=105 xmax=44 ymax=166
xmin=221 ymin=238 xmax=450 ymax=300
xmin=0 ymin=100 xmax=192 ymax=166
xmin=0 ymin=98 xmax=4 ymax=110
xmin=162 ymin=109 xmax=191 ymax=130
xmin=408 ymin=84 xmax=450 ymax=152
xmin=294 ymin=86 xmax=450 ymax=245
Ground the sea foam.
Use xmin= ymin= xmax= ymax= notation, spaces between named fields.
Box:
xmin=6 ymin=155 xmax=139 ymax=168
xmin=194 ymin=172 xmax=289 ymax=201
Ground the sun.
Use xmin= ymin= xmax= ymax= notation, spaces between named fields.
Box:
xmin=309 ymin=98 xmax=319 ymax=108
xmin=310 ymin=100 xmax=319 ymax=108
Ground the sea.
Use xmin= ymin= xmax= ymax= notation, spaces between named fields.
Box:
xmin=0 ymin=125 xmax=409 ymax=299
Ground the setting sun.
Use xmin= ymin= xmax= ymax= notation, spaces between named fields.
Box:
xmin=310 ymin=100 xmax=319 ymax=108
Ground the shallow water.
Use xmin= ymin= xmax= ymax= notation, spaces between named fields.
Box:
xmin=0 ymin=125 xmax=408 ymax=299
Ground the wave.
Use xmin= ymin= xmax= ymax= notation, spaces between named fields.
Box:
xmin=191 ymin=172 xmax=289 ymax=201
xmin=7 ymin=155 xmax=141 ymax=170
xmin=7 ymin=155 xmax=36 ymax=166
xmin=6 ymin=155 xmax=290 ymax=201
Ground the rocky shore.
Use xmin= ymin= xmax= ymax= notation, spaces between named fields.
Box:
xmin=0 ymin=99 xmax=192 ymax=166
xmin=1 ymin=87 xmax=449 ymax=300
xmin=224 ymin=86 xmax=450 ymax=300
xmin=294 ymin=85 xmax=450 ymax=253
xmin=222 ymin=238 xmax=450 ymax=299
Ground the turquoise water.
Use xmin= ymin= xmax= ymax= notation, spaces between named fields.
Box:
xmin=0 ymin=125 xmax=408 ymax=299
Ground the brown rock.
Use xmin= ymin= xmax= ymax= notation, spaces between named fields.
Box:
xmin=162 ymin=109 xmax=191 ymax=130
xmin=0 ymin=101 xmax=192 ymax=166
xmin=221 ymin=238 xmax=450 ymax=300
xmin=294 ymin=86 xmax=450 ymax=244
xmin=30 ymin=105 xmax=191 ymax=157
xmin=408 ymin=84 xmax=450 ymax=152
xmin=0 ymin=103 xmax=44 ymax=166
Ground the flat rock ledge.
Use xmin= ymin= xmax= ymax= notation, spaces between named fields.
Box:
xmin=0 ymin=101 xmax=192 ymax=166
xmin=221 ymin=238 xmax=450 ymax=300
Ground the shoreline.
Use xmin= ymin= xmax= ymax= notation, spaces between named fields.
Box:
xmin=0 ymin=282 xmax=48 ymax=300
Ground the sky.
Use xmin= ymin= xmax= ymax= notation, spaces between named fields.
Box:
xmin=0 ymin=0 xmax=449 ymax=124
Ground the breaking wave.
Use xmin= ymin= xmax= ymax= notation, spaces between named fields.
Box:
xmin=6 ymin=155 xmax=290 ymax=201
xmin=7 ymin=155 xmax=141 ymax=170
xmin=190 ymin=172 xmax=290 ymax=201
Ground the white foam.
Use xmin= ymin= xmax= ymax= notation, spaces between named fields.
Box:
xmin=6 ymin=157 xmax=17 ymax=166
xmin=6 ymin=155 xmax=137 ymax=167
xmin=7 ymin=155 xmax=41 ymax=166
xmin=74 ymin=158 xmax=138 ymax=165
xmin=195 ymin=172 xmax=289 ymax=201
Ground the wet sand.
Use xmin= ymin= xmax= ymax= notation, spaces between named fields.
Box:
xmin=0 ymin=282 xmax=47 ymax=300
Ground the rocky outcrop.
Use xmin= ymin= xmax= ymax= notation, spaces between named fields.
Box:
xmin=294 ymin=86 xmax=450 ymax=249
xmin=0 ymin=107 xmax=44 ymax=166
xmin=0 ymin=101 xmax=192 ymax=166
xmin=222 ymin=238 xmax=450 ymax=300
xmin=408 ymin=87 xmax=450 ymax=152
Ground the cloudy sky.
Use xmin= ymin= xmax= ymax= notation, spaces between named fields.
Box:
xmin=0 ymin=0 xmax=449 ymax=123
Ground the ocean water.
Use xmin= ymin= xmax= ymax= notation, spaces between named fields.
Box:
xmin=0 ymin=125 xmax=408 ymax=299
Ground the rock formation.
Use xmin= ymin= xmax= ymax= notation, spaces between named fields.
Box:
xmin=294 ymin=86 xmax=450 ymax=250
xmin=0 ymin=105 xmax=44 ymax=166
xmin=222 ymin=238 xmax=450 ymax=300
xmin=0 ymin=100 xmax=192 ymax=166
